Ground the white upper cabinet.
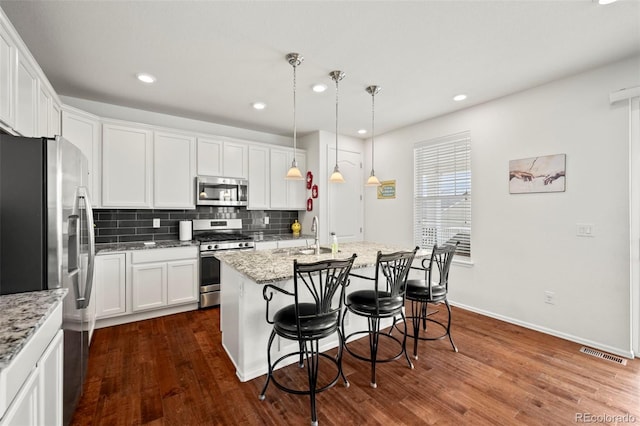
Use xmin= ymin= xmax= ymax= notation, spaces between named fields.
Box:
xmin=197 ymin=138 xmax=248 ymax=179
xmin=14 ymin=50 xmax=37 ymax=137
xmin=270 ymin=148 xmax=306 ymax=210
xmin=222 ymin=141 xmax=248 ymax=179
xmin=197 ymin=138 xmax=222 ymax=176
xmin=102 ymin=122 xmax=153 ymax=208
xmin=50 ymin=101 xmax=61 ymax=137
xmin=154 ymin=131 xmax=196 ymax=209
xmin=247 ymin=144 xmax=270 ymax=210
xmin=61 ymin=107 xmax=102 ymax=206
xmin=37 ymin=83 xmax=51 ymax=137
xmin=0 ymin=20 xmax=15 ymax=129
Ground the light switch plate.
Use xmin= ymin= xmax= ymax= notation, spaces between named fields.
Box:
xmin=576 ymin=223 xmax=595 ymax=237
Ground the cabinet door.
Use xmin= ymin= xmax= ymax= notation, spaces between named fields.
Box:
xmin=61 ymin=109 xmax=101 ymax=206
xmin=39 ymin=330 xmax=63 ymax=426
xmin=14 ymin=51 xmax=37 ymax=137
xmin=131 ymin=262 xmax=167 ymax=312
xmin=95 ymin=254 xmax=126 ymax=319
xmin=167 ymin=259 xmax=198 ymax=306
xmin=197 ymin=138 xmax=222 ymax=176
xmin=269 ymin=148 xmax=289 ymax=209
xmin=223 ymin=141 xmax=248 ymax=179
xmin=1 ymin=365 xmax=40 ymax=426
xmin=102 ymin=123 xmax=152 ymax=208
xmin=0 ymin=22 xmax=14 ymax=128
xmin=247 ymin=145 xmax=270 ymax=210
xmin=154 ymin=131 xmax=195 ymax=209
xmin=288 ymin=152 xmax=306 ymax=210
xmin=37 ymin=84 xmax=50 ymax=137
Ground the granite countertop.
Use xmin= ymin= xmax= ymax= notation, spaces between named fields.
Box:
xmin=215 ymin=241 xmax=427 ymax=284
xmin=0 ymin=289 xmax=68 ymax=371
xmin=96 ymin=239 xmax=199 ymax=254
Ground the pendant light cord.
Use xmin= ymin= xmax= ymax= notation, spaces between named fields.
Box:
xmin=371 ymin=91 xmax=375 ymax=173
xmin=335 ymin=76 xmax=339 ymax=166
xmin=292 ymin=61 xmax=297 ymax=164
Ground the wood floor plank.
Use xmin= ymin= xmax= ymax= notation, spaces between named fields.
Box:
xmin=71 ymin=306 xmax=640 ymax=425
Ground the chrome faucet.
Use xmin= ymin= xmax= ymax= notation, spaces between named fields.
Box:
xmin=311 ymin=216 xmax=320 ymax=255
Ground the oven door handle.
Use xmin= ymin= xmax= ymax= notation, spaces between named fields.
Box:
xmin=200 ymin=251 xmax=220 ymax=258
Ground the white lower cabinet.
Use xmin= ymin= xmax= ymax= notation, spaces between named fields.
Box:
xmin=129 ymin=247 xmax=198 ymax=313
xmin=132 ymin=262 xmax=167 ymax=312
xmin=167 ymin=260 xmax=199 ymax=305
xmin=95 ymin=253 xmax=127 ymax=319
xmin=0 ymin=321 xmax=63 ymax=426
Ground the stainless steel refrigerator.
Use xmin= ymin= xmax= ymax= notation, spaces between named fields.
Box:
xmin=0 ymin=134 xmax=96 ymax=426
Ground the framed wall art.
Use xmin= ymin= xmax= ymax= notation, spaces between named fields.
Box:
xmin=509 ymin=153 xmax=566 ymax=194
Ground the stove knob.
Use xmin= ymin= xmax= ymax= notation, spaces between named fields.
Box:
xmin=244 ymin=242 xmax=250 ymax=247
xmin=208 ymin=245 xmax=213 ymax=250
xmin=214 ymin=244 xmax=219 ymax=249
xmin=238 ymin=243 xmax=243 ymax=248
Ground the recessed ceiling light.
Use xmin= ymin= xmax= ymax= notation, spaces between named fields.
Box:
xmin=136 ymin=73 xmax=156 ymax=84
xmin=453 ymin=94 xmax=467 ymax=102
xmin=312 ymin=84 xmax=327 ymax=93
xmin=598 ymin=0 xmax=618 ymax=4
xmin=252 ymin=102 xmax=267 ymax=110
xmin=358 ymin=129 xmax=367 ymax=135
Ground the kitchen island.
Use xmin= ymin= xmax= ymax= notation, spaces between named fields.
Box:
xmin=215 ymin=241 xmax=423 ymax=382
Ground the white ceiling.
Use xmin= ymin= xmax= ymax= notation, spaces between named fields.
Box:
xmin=1 ymin=0 xmax=638 ymax=139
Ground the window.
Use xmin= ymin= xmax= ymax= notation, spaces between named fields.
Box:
xmin=414 ymin=131 xmax=471 ymax=257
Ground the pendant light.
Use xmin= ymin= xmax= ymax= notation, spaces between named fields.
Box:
xmin=329 ymin=70 xmax=346 ymax=183
xmin=365 ymin=85 xmax=382 ymax=187
xmin=285 ymin=53 xmax=304 ymax=180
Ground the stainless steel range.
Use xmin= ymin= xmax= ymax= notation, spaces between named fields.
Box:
xmin=193 ymin=218 xmax=254 ymax=308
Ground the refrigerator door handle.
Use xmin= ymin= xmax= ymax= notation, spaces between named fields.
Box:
xmin=78 ymin=187 xmax=96 ymax=309
xmin=67 ymin=213 xmax=83 ymax=307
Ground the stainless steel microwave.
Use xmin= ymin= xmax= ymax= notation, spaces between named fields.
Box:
xmin=196 ymin=176 xmax=248 ymax=206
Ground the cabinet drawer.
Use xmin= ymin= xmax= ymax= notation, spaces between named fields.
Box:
xmin=130 ymin=247 xmax=198 ymax=264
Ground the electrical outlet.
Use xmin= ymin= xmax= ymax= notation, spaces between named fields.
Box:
xmin=544 ymin=290 xmax=555 ymax=305
xmin=153 ymin=218 xmax=160 ymax=228
xmin=264 ymin=216 xmax=270 ymax=225
xmin=576 ymin=223 xmax=595 ymax=237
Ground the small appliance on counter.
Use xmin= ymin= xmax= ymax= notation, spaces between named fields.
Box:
xmin=179 ymin=220 xmax=193 ymax=241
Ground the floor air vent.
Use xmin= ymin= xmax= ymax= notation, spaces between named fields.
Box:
xmin=579 ymin=347 xmax=627 ymax=365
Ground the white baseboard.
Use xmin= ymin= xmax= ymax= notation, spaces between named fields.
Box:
xmin=450 ymin=301 xmax=635 ymax=359
xmin=95 ymin=303 xmax=198 ymax=329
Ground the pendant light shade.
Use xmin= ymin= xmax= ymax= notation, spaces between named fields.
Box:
xmin=285 ymin=53 xmax=304 ymax=180
xmin=365 ymin=85 xmax=382 ymax=187
xmin=329 ymin=70 xmax=346 ymax=183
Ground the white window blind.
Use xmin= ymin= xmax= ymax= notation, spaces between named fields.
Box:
xmin=414 ymin=131 xmax=471 ymax=257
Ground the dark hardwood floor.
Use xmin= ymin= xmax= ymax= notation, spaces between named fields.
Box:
xmin=71 ymin=305 xmax=640 ymax=425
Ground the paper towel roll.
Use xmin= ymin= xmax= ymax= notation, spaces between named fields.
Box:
xmin=179 ymin=220 xmax=192 ymax=241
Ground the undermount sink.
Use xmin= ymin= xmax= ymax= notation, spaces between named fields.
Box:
xmin=296 ymin=247 xmax=333 ymax=255
xmin=273 ymin=247 xmax=333 ymax=256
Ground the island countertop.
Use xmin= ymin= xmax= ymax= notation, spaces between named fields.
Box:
xmin=214 ymin=241 xmax=425 ymax=284
xmin=0 ymin=288 xmax=68 ymax=371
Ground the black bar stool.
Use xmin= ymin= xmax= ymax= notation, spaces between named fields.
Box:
xmin=341 ymin=248 xmax=418 ymax=388
xmin=401 ymin=242 xmax=458 ymax=359
xmin=259 ymin=254 xmax=357 ymax=426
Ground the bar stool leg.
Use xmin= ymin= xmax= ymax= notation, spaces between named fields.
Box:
xmin=259 ymin=330 xmax=277 ymax=400
xmin=368 ymin=317 xmax=380 ymax=388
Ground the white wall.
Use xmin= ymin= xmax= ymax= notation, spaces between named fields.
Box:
xmin=364 ymin=56 xmax=640 ymax=357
